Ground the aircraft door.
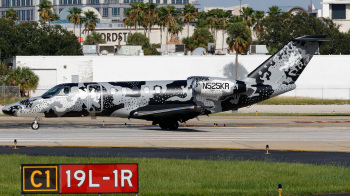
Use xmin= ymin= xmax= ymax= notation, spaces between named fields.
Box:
xmin=88 ymin=84 xmax=103 ymax=114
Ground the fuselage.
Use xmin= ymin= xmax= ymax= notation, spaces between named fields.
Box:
xmin=3 ymin=35 xmax=325 ymax=126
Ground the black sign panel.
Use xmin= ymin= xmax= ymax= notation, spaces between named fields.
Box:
xmin=21 ymin=164 xmax=59 ymax=194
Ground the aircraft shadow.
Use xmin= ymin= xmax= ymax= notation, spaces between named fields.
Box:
xmin=144 ymin=128 xmax=208 ymax=132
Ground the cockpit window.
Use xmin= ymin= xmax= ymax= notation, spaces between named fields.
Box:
xmin=57 ymin=87 xmax=70 ymax=96
xmin=42 ymin=86 xmax=70 ymax=97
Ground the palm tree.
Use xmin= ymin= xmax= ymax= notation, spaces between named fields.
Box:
xmin=129 ymin=2 xmax=145 ymax=33
xmin=6 ymin=67 xmax=39 ymax=97
xmin=38 ymin=0 xmax=53 ymax=24
xmin=123 ymin=8 xmax=134 ymax=34
xmin=241 ymin=7 xmax=255 ymax=29
xmin=162 ymin=5 xmax=177 ymax=43
xmin=157 ymin=7 xmax=167 ymax=44
xmin=83 ymin=11 xmax=98 ymax=34
xmin=218 ymin=11 xmax=231 ymax=50
xmin=268 ymin=6 xmax=281 ymax=17
xmin=226 ymin=22 xmax=252 ymax=80
xmin=182 ymin=4 xmax=197 ymax=39
xmin=253 ymin=10 xmax=264 ymax=36
xmin=4 ymin=8 xmax=19 ymax=23
xmin=143 ymin=3 xmax=158 ymax=39
xmin=50 ymin=13 xmax=60 ymax=21
xmin=206 ymin=9 xmax=221 ymax=47
xmin=67 ymin=7 xmax=82 ymax=35
xmin=84 ymin=32 xmax=106 ymax=45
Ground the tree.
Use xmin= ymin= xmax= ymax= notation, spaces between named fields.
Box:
xmin=253 ymin=10 xmax=264 ymax=35
xmin=226 ymin=22 xmax=252 ymax=80
xmin=0 ymin=61 xmax=8 ymax=85
xmin=195 ymin=11 xmax=208 ymax=29
xmin=157 ymin=7 xmax=167 ymax=44
xmin=241 ymin=7 xmax=255 ymax=29
xmin=268 ymin=5 xmax=281 ymax=17
xmin=83 ymin=11 xmax=98 ymax=34
xmin=0 ymin=19 xmax=82 ymax=59
xmin=123 ymin=8 xmax=135 ymax=34
xmin=50 ymin=13 xmax=60 ymax=22
xmin=162 ymin=5 xmax=177 ymax=43
xmin=38 ymin=0 xmax=53 ymax=23
xmin=67 ymin=7 xmax=82 ymax=35
xmin=218 ymin=11 xmax=231 ymax=50
xmin=127 ymin=32 xmax=160 ymax=55
xmin=182 ymin=28 xmax=214 ymax=52
xmin=129 ymin=2 xmax=145 ymax=33
xmin=182 ymin=4 xmax=197 ymax=39
xmin=84 ymin=32 xmax=106 ymax=45
xmin=206 ymin=9 xmax=221 ymax=47
xmin=143 ymin=3 xmax=158 ymax=38
xmin=6 ymin=67 xmax=39 ymax=97
xmin=3 ymin=8 xmax=19 ymax=23
xmin=257 ymin=7 xmax=350 ymax=55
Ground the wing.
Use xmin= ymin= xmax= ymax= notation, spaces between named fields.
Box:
xmin=132 ymin=105 xmax=203 ymax=122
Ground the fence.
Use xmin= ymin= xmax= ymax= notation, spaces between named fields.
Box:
xmin=0 ymin=85 xmax=21 ymax=99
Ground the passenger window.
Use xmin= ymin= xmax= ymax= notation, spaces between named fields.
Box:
xmin=144 ymin=87 xmax=150 ymax=93
xmin=57 ymin=87 xmax=70 ymax=96
xmin=155 ymin=86 xmax=161 ymax=94
xmin=122 ymin=88 xmax=127 ymax=95
xmin=111 ymin=88 xmax=116 ymax=95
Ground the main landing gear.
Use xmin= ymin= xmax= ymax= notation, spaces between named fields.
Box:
xmin=159 ymin=120 xmax=179 ymax=130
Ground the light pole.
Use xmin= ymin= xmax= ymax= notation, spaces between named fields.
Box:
xmin=239 ymin=0 xmax=242 ymax=15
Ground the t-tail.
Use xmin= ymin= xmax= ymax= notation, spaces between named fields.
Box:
xmin=245 ymin=35 xmax=329 ymax=97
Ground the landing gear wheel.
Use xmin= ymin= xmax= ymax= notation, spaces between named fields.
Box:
xmin=159 ymin=122 xmax=168 ymax=130
xmin=31 ymin=121 xmax=40 ymax=130
xmin=159 ymin=121 xmax=179 ymax=130
xmin=168 ymin=121 xmax=179 ymax=130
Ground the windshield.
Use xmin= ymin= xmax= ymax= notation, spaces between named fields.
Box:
xmin=42 ymin=86 xmax=70 ymax=97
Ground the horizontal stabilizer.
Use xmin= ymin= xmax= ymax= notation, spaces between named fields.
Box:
xmin=293 ymin=35 xmax=332 ymax=42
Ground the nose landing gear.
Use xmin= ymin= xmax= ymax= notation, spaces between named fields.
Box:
xmin=31 ymin=117 xmax=41 ymax=130
xmin=31 ymin=121 xmax=40 ymax=130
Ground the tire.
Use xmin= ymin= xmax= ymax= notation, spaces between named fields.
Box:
xmin=159 ymin=122 xmax=168 ymax=130
xmin=159 ymin=120 xmax=179 ymax=130
xmin=168 ymin=121 xmax=179 ymax=130
xmin=31 ymin=122 xmax=39 ymax=130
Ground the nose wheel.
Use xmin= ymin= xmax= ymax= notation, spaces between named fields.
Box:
xmin=31 ymin=121 xmax=40 ymax=130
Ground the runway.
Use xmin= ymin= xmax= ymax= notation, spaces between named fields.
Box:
xmin=1 ymin=146 xmax=350 ymax=166
xmin=1 ymin=116 xmax=350 ymax=152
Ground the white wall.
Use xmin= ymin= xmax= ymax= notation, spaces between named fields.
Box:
xmin=14 ymin=56 xmax=93 ymax=97
xmin=14 ymin=55 xmax=350 ymax=99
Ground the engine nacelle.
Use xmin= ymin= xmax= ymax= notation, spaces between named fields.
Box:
xmin=189 ymin=76 xmax=247 ymax=97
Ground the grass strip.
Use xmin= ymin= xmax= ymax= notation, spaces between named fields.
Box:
xmin=259 ymin=97 xmax=350 ymax=105
xmin=0 ymin=97 xmax=27 ymax=105
xmin=0 ymin=154 xmax=350 ymax=195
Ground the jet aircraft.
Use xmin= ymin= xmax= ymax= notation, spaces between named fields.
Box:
xmin=2 ymin=35 xmax=328 ymax=130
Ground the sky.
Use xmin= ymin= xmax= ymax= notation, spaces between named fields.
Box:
xmin=198 ymin=0 xmax=323 ymax=12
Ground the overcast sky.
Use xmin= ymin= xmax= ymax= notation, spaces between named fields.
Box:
xmin=198 ymin=0 xmax=323 ymax=12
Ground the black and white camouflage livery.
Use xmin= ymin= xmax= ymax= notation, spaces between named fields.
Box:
xmin=2 ymin=36 xmax=328 ymax=130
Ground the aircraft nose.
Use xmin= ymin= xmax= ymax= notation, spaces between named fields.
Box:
xmin=2 ymin=104 xmax=19 ymax=116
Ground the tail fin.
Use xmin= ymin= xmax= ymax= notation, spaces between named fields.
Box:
xmin=248 ymin=35 xmax=329 ymax=84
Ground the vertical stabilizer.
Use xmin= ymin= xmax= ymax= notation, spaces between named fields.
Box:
xmin=248 ymin=35 xmax=328 ymax=85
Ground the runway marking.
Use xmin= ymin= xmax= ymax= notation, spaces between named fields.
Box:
xmin=295 ymin=120 xmax=350 ymax=123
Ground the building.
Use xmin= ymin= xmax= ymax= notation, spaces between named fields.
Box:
xmin=0 ymin=0 xmax=200 ymax=22
xmin=204 ymin=4 xmax=248 ymax=16
xmin=279 ymin=6 xmax=308 ymax=15
xmin=319 ymin=0 xmax=350 ymax=32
